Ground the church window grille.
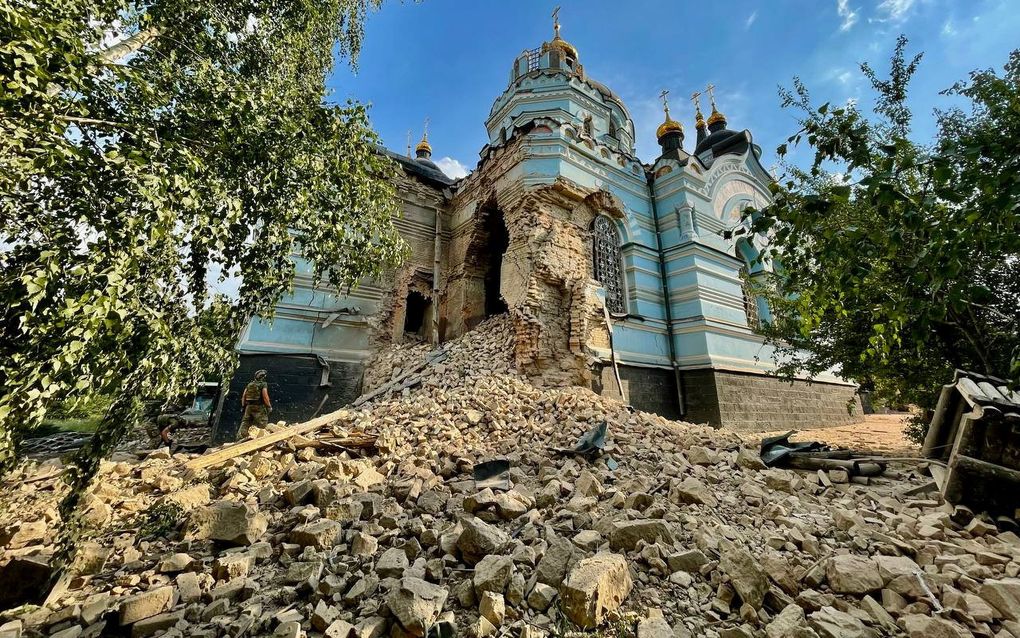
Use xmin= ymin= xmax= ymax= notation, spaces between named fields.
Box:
xmin=525 ymin=48 xmax=541 ymax=72
xmin=739 ymin=267 xmax=761 ymax=330
xmin=592 ymin=216 xmax=626 ymax=314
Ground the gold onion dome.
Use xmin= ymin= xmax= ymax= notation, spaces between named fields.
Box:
xmin=415 ymin=133 xmax=432 ymax=156
xmin=542 ymin=34 xmax=578 ymax=59
xmin=656 ymin=116 xmax=683 ymax=140
xmin=707 ymin=107 xmax=727 ymax=127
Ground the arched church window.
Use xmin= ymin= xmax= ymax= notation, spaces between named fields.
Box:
xmin=609 ymin=119 xmax=618 ymax=139
xmin=583 ymin=115 xmax=594 ymax=138
xmin=591 ymin=215 xmax=626 ymax=314
xmin=500 ymin=127 xmax=507 ymax=144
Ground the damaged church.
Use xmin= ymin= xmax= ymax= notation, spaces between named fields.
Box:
xmin=220 ymin=19 xmax=861 ymax=439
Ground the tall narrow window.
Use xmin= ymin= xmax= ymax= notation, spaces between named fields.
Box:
xmin=592 ymin=215 xmax=626 ymax=314
xmin=740 ymin=267 xmax=761 ymax=330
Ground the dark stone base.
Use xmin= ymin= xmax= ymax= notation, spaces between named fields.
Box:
xmin=680 ymin=368 xmax=863 ymax=432
xmin=594 ymin=364 xmax=863 ymax=432
xmin=215 ymin=354 xmax=364 ymax=442
xmin=594 ymin=364 xmax=683 ymax=420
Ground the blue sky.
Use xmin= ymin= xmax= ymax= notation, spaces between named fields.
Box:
xmin=328 ymin=0 xmax=1019 ymax=179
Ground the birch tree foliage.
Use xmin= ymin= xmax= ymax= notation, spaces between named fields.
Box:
xmin=741 ymin=37 xmax=1020 ymax=414
xmin=0 ymin=0 xmax=406 ymax=531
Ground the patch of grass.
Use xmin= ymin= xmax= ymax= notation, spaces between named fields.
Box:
xmin=34 ymin=416 xmax=102 ymax=437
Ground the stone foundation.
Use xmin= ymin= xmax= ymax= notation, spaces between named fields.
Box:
xmin=595 ymin=364 xmax=683 ymax=420
xmin=680 ymin=369 xmax=863 ymax=432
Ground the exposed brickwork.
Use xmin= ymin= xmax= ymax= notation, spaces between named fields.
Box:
xmin=680 ymin=368 xmax=863 ymax=432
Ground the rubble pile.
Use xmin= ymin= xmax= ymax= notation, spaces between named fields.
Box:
xmin=3 ymin=316 xmax=1020 ymax=638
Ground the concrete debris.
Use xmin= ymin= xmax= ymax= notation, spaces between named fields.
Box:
xmin=3 ymin=316 xmax=1020 ymax=638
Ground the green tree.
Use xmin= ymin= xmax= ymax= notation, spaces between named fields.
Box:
xmin=0 ymin=0 xmax=406 ymax=547
xmin=743 ymin=37 xmax=1020 ymax=418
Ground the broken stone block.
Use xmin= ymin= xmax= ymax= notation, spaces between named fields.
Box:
xmin=765 ymin=604 xmax=818 ymax=638
xmin=158 ymin=553 xmax=194 ymax=574
xmin=608 ymin=519 xmax=674 ymax=551
xmin=479 ymin=591 xmax=506 ymax=627
xmin=118 ymin=586 xmax=176 ymax=625
xmin=212 ymin=553 xmax=253 ymax=581
xmin=668 ymin=477 xmax=719 ymax=508
xmin=718 ymin=542 xmax=769 ymax=610
xmin=735 ymin=448 xmax=766 ymax=471
xmin=559 ymin=553 xmax=632 ymax=629
xmin=190 ymin=500 xmax=267 ymax=546
xmin=826 ymin=554 xmax=882 ymax=594
xmin=457 ymin=516 xmax=509 ymax=566
xmin=636 ymin=609 xmax=676 ymax=638
xmin=130 ymin=609 xmax=185 ymax=638
xmin=376 ymin=547 xmax=410 ymax=578
xmin=534 ymin=536 xmax=579 ymax=586
xmin=325 ymin=619 xmax=355 ymax=638
xmin=808 ymin=606 xmax=878 ymax=638
xmin=872 ymin=555 xmax=918 ymax=585
xmin=667 ymin=549 xmax=709 ymax=573
xmin=571 ymin=529 xmax=601 ymax=551
xmin=311 ymin=600 xmax=341 ymax=632
xmin=387 ymin=577 xmax=449 ymax=637
xmin=978 ymin=577 xmax=1020 ymax=621
xmin=527 ymin=582 xmax=557 ymax=612
xmin=474 ymin=554 xmax=514 ymax=596
xmin=898 ymin=614 xmax=971 ymax=638
xmin=351 ymin=531 xmax=379 ymax=556
xmin=687 ymin=446 xmax=719 ymax=465
xmin=290 ymin=519 xmax=342 ymax=550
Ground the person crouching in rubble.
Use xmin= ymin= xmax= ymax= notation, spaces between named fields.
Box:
xmin=239 ymin=369 xmax=273 ymax=439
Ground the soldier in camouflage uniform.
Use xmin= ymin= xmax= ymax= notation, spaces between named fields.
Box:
xmin=239 ymin=369 xmax=273 ymax=439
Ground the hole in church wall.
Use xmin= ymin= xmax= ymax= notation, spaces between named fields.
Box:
xmin=483 ymin=210 xmax=510 ymax=317
xmin=402 ymin=290 xmax=431 ymax=339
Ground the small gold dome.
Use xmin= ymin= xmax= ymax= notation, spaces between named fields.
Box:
xmin=415 ymin=134 xmax=432 ymax=155
xmin=707 ymin=108 xmax=727 ymax=127
xmin=542 ymin=35 xmax=578 ymax=60
xmin=656 ymin=117 xmax=683 ymax=140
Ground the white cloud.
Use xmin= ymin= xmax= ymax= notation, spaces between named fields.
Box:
xmin=744 ymin=11 xmax=758 ymax=29
xmin=941 ymin=19 xmax=957 ymax=37
xmin=876 ymin=0 xmax=917 ymax=23
xmin=836 ymin=0 xmax=859 ymax=31
xmin=435 ymin=156 xmax=470 ymax=179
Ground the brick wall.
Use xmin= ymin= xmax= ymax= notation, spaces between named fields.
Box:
xmin=681 ymin=368 xmax=863 ymax=432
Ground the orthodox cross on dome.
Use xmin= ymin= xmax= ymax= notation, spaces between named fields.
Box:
xmin=691 ymin=90 xmax=705 ymax=122
xmin=659 ymin=89 xmax=671 ymax=118
xmin=705 ymin=83 xmax=717 ymax=109
xmin=422 ymin=116 xmax=430 ymax=140
xmin=406 ymin=129 xmax=411 ymax=157
xmin=552 ymin=6 xmax=561 ymax=37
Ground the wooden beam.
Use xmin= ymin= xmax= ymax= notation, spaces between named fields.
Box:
xmin=184 ymin=413 xmax=348 ymax=471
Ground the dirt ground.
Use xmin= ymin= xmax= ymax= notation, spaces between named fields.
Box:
xmin=749 ymin=412 xmax=920 ymax=457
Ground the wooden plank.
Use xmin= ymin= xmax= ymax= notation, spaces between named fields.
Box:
xmin=922 ymin=384 xmax=955 ymax=460
xmin=929 ymin=464 xmax=947 ymax=491
xmin=184 ymin=412 xmax=347 ymax=471
xmin=352 ymin=349 xmax=446 ymax=408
